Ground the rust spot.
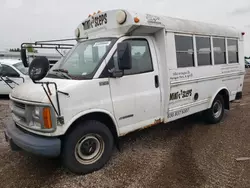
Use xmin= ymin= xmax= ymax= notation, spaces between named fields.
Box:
xmin=142 ymin=118 xmax=162 ymax=130
xmin=119 ymin=118 xmax=163 ymax=137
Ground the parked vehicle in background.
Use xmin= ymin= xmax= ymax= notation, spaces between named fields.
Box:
xmin=0 ymin=59 xmax=29 ymax=95
xmin=246 ymin=59 xmax=250 ymax=68
xmin=3 ymin=9 xmax=245 ymax=175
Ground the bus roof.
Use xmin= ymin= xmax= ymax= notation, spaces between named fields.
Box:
xmin=155 ymin=15 xmax=240 ymax=37
xmin=75 ymin=9 xmax=241 ymax=39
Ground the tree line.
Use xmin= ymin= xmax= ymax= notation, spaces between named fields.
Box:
xmin=9 ymin=45 xmax=38 ymax=53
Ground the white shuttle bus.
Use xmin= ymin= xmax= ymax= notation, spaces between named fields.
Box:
xmin=3 ymin=9 xmax=245 ymax=174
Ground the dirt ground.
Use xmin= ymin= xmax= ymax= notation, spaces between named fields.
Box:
xmin=1 ymin=71 xmax=250 ymax=188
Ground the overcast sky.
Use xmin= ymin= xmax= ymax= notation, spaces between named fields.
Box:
xmin=0 ymin=0 xmax=250 ymax=55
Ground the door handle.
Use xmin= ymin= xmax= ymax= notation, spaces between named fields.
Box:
xmin=154 ymin=75 xmax=159 ymax=88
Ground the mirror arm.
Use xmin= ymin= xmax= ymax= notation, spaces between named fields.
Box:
xmin=46 ymin=83 xmax=52 ymax=95
xmin=55 ymin=47 xmax=64 ymax=57
xmin=109 ymin=69 xmax=124 ymax=78
xmin=58 ymin=90 xmax=69 ymax=96
xmin=35 ymin=81 xmax=62 ymax=118
xmin=41 ymin=83 xmax=59 ymax=116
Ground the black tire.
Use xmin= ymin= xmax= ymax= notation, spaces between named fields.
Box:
xmin=204 ymin=94 xmax=225 ymax=124
xmin=62 ymin=120 xmax=114 ymax=174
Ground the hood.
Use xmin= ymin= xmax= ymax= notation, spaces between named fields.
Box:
xmin=10 ymin=78 xmax=83 ymax=103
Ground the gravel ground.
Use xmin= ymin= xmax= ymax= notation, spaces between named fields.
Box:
xmin=1 ymin=71 xmax=250 ymax=188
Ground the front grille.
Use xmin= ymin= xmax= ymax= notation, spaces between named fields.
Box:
xmin=11 ymin=100 xmax=27 ymax=125
xmin=13 ymin=101 xmax=25 ymax=110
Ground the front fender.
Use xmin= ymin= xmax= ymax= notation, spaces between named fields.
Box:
xmin=64 ymin=109 xmax=119 ymax=135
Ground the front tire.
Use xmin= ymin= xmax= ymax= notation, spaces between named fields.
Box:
xmin=204 ymin=94 xmax=225 ymax=124
xmin=62 ymin=120 xmax=114 ymax=174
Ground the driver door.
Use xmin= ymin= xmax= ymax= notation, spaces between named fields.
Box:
xmin=101 ymin=37 xmax=161 ymax=133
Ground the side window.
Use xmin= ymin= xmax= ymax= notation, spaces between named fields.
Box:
xmin=2 ymin=65 xmax=19 ymax=77
xmin=227 ymin=39 xmax=238 ymax=63
xmin=124 ymin=39 xmax=153 ymax=75
xmin=175 ymin=35 xmax=194 ymax=68
xmin=101 ymin=39 xmax=153 ymax=77
xmin=196 ymin=36 xmax=212 ymax=66
xmin=213 ymin=38 xmax=226 ymax=65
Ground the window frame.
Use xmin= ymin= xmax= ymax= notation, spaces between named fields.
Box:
xmin=227 ymin=38 xmax=239 ymax=64
xmin=212 ymin=37 xmax=227 ymax=65
xmin=195 ymin=35 xmax=212 ymax=66
xmin=175 ymin=34 xmax=195 ymax=68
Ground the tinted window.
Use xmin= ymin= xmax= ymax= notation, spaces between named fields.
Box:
xmin=2 ymin=65 xmax=19 ymax=77
xmin=213 ymin=38 xmax=226 ymax=65
xmin=196 ymin=37 xmax=212 ymax=66
xmin=103 ymin=39 xmax=153 ymax=76
xmin=175 ymin=35 xmax=194 ymax=68
xmin=227 ymin=39 xmax=238 ymax=63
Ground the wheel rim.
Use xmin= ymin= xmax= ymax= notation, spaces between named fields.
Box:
xmin=213 ymin=100 xmax=222 ymax=119
xmin=75 ymin=134 xmax=105 ymax=165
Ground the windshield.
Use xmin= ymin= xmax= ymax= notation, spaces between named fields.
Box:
xmin=48 ymin=38 xmax=116 ymax=79
xmin=13 ymin=62 xmax=28 ymax=75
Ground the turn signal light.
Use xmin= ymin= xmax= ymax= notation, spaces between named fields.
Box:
xmin=43 ymin=107 xmax=52 ymax=129
xmin=134 ymin=17 xmax=140 ymax=23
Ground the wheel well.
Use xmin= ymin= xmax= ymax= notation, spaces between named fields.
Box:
xmin=64 ymin=112 xmax=118 ymax=142
xmin=218 ymin=89 xmax=230 ymax=110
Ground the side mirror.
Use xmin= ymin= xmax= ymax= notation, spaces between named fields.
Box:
xmin=21 ymin=48 xmax=29 ymax=67
xmin=29 ymin=56 xmax=50 ymax=81
xmin=0 ymin=63 xmax=2 ymax=76
xmin=117 ymin=42 xmax=132 ymax=70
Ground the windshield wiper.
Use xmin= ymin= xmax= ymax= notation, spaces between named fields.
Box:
xmin=53 ymin=69 xmax=72 ymax=79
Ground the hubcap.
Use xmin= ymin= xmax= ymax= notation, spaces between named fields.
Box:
xmin=213 ymin=100 xmax=222 ymax=119
xmin=75 ymin=134 xmax=105 ymax=165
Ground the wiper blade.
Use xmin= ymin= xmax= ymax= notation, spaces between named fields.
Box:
xmin=53 ymin=68 xmax=68 ymax=73
xmin=53 ymin=69 xmax=72 ymax=79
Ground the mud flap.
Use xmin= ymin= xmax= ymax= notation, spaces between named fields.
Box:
xmin=4 ymin=131 xmax=21 ymax=151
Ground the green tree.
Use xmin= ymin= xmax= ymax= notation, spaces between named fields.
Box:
xmin=26 ymin=45 xmax=38 ymax=53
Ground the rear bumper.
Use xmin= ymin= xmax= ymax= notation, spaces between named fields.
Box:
xmin=4 ymin=120 xmax=61 ymax=157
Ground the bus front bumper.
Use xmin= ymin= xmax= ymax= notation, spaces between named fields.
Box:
xmin=4 ymin=120 xmax=61 ymax=157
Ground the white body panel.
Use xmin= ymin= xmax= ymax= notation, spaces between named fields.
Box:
xmin=9 ymin=9 xmax=245 ymax=138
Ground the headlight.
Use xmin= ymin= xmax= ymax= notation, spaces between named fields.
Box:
xmin=33 ymin=107 xmax=40 ymax=117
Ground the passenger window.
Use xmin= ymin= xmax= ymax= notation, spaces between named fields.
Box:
xmin=175 ymin=35 xmax=194 ymax=68
xmin=102 ymin=39 xmax=153 ymax=77
xmin=2 ymin=65 xmax=19 ymax=77
xmin=213 ymin=38 xmax=226 ymax=65
xmin=196 ymin=36 xmax=212 ymax=66
xmin=227 ymin=39 xmax=238 ymax=63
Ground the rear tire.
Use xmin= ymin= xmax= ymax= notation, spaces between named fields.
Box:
xmin=62 ymin=120 xmax=114 ymax=174
xmin=204 ymin=94 xmax=225 ymax=124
